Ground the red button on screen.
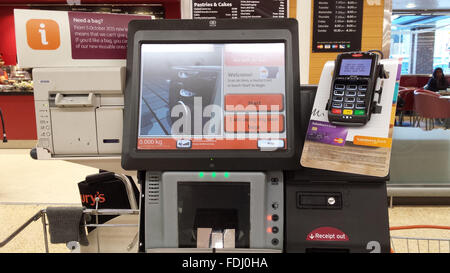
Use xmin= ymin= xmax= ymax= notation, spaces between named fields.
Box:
xmin=332 ymin=108 xmax=342 ymax=114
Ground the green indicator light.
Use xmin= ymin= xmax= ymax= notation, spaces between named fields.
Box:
xmin=199 ymin=172 xmax=204 ymax=178
xmin=224 ymin=172 xmax=229 ymax=178
xmin=211 ymin=172 xmax=216 ymax=178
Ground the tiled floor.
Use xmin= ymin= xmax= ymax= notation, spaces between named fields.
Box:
xmin=0 ymin=204 xmax=70 ymax=253
xmin=389 ymin=206 xmax=450 ymax=253
xmin=0 ymin=149 xmax=97 ymax=252
xmin=0 ymin=149 xmax=97 ymax=204
xmin=0 ymin=149 xmax=449 ymax=253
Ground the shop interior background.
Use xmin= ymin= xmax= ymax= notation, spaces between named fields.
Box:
xmin=0 ymin=0 xmax=449 ymax=253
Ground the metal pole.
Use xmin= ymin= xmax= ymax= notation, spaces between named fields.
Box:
xmin=95 ymin=197 xmax=101 ymax=253
xmin=41 ymin=211 xmax=49 ymax=253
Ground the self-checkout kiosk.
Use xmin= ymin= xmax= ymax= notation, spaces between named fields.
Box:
xmin=121 ymin=19 xmax=390 ymax=253
xmin=30 ymin=18 xmax=391 ymax=253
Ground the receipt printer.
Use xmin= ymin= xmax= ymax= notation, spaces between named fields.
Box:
xmin=32 ymin=67 xmax=125 ymax=159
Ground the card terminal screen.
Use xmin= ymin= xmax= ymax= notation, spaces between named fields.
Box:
xmin=339 ymin=58 xmax=372 ymax=76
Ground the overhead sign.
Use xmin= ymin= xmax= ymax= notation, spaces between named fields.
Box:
xmin=192 ymin=0 xmax=288 ymax=19
xmin=14 ymin=9 xmax=150 ymax=68
xmin=312 ymin=0 xmax=363 ymax=52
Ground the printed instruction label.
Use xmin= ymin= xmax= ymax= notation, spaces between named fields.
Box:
xmin=68 ymin=12 xmax=149 ymax=59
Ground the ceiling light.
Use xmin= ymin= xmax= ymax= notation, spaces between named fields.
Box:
xmin=406 ymin=3 xmax=417 ymax=8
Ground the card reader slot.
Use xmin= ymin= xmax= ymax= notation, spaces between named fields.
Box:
xmin=297 ymin=192 xmax=342 ymax=209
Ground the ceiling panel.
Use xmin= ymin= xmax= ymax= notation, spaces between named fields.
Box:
xmin=393 ymin=0 xmax=450 ymax=11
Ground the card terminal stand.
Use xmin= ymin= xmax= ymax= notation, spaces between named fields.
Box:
xmin=287 ymin=86 xmax=390 ymax=253
xmin=326 ymin=52 xmax=387 ymax=126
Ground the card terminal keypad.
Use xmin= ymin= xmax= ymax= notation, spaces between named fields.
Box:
xmin=331 ymin=83 xmax=367 ymax=116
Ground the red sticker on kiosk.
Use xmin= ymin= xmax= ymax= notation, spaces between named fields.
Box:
xmin=306 ymin=227 xmax=349 ymax=241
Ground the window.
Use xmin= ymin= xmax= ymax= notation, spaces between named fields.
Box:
xmin=390 ymin=15 xmax=450 ymax=75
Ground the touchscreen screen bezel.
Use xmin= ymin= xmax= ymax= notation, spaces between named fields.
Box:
xmin=121 ymin=19 xmax=300 ymax=171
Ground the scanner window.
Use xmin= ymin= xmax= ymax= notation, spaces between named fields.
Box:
xmin=177 ymin=182 xmax=250 ymax=248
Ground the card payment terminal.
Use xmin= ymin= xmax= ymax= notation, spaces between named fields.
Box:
xmin=326 ymin=51 xmax=387 ymax=126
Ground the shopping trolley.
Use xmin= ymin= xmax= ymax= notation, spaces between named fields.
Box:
xmin=0 ymin=207 xmax=139 ymax=253
xmin=0 ymin=173 xmax=139 ymax=253
xmin=390 ymin=225 xmax=450 ymax=253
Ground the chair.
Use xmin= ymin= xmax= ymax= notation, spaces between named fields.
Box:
xmin=414 ymin=88 xmax=440 ymax=97
xmin=400 ymin=75 xmax=430 ymax=89
xmin=396 ymin=89 xmax=415 ymax=126
xmin=413 ymin=91 xmax=450 ymax=130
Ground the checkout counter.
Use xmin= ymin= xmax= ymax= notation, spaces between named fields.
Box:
xmin=30 ymin=18 xmax=390 ymax=253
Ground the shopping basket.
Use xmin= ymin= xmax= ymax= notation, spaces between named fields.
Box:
xmin=390 ymin=225 xmax=450 ymax=253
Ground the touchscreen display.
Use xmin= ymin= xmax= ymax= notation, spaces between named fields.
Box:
xmin=137 ymin=43 xmax=286 ymax=151
xmin=339 ymin=59 xmax=372 ymax=76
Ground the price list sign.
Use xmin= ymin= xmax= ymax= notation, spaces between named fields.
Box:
xmin=192 ymin=0 xmax=287 ymax=19
xmin=312 ymin=0 xmax=363 ymax=52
